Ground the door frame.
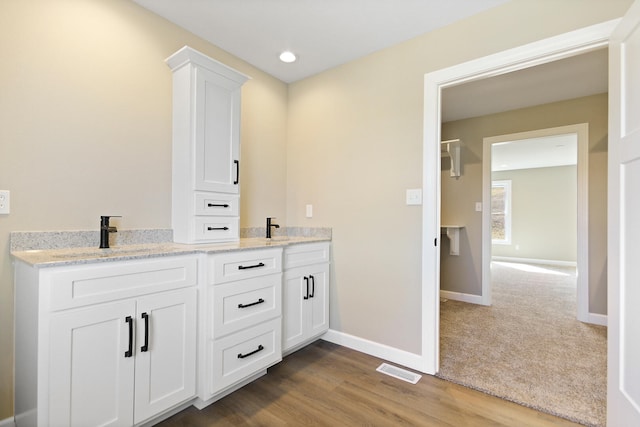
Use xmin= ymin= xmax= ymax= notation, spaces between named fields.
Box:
xmin=482 ymin=123 xmax=593 ymax=324
xmin=420 ymin=19 xmax=619 ymax=375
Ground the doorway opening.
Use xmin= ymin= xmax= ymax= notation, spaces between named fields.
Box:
xmin=419 ymin=19 xmax=617 ymax=375
xmin=482 ymin=124 xmax=591 ymax=322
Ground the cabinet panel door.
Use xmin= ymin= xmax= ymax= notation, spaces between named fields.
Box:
xmin=134 ymin=288 xmax=197 ymax=424
xmin=307 ymin=264 xmax=330 ymax=339
xmin=49 ymin=300 xmax=135 ymax=427
xmin=282 ymin=268 xmax=306 ymax=352
xmin=195 ymin=66 xmax=241 ymax=194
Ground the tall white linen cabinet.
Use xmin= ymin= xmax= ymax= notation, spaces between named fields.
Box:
xmin=166 ymin=46 xmax=249 ymax=244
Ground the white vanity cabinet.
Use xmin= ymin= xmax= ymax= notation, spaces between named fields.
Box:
xmin=14 ymin=256 xmax=198 ymax=427
xmin=166 ymin=46 xmax=249 ymax=244
xmin=196 ymin=248 xmax=283 ymax=407
xmin=282 ymin=242 xmax=330 ymax=353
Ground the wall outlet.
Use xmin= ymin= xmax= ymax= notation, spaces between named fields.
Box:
xmin=0 ymin=190 xmax=10 ymax=214
xmin=305 ymin=204 xmax=313 ymax=218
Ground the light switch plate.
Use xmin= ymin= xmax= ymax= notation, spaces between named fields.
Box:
xmin=305 ymin=204 xmax=313 ymax=218
xmin=0 ymin=190 xmax=10 ymax=214
xmin=475 ymin=202 xmax=482 ymax=212
xmin=406 ymin=189 xmax=422 ymax=205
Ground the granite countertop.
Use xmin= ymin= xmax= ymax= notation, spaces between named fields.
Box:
xmin=11 ymin=229 xmax=331 ymax=268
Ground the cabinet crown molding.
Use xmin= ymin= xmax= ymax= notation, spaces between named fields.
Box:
xmin=165 ymin=45 xmax=250 ymax=84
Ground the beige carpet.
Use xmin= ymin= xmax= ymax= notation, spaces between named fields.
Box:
xmin=438 ymin=261 xmax=607 ymax=427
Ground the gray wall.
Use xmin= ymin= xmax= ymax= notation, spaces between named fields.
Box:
xmin=441 ymin=93 xmax=608 ymax=315
xmin=492 ymin=165 xmax=577 ymax=262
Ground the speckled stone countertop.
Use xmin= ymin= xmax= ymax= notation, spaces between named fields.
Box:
xmin=11 ymin=228 xmax=331 ymax=268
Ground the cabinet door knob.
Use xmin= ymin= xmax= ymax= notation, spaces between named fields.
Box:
xmin=309 ymin=275 xmax=315 ymax=298
xmin=238 ymin=298 xmax=265 ymax=309
xmin=124 ymin=316 xmax=133 ymax=358
xmin=237 ymin=344 xmax=264 ymax=359
xmin=234 ymin=160 xmax=240 ymax=185
xmin=141 ymin=312 xmax=149 ymax=352
xmin=238 ymin=262 xmax=265 ymax=270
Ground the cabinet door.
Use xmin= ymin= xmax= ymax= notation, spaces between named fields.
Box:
xmin=194 ymin=66 xmax=241 ymax=194
xmin=283 ymin=264 xmax=330 ymax=352
xmin=134 ymin=288 xmax=197 ymax=424
xmin=307 ymin=264 xmax=330 ymax=339
xmin=282 ymin=268 xmax=306 ymax=352
xmin=49 ymin=300 xmax=135 ymax=427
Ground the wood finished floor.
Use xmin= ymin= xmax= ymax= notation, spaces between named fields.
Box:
xmin=157 ymin=340 xmax=582 ymax=427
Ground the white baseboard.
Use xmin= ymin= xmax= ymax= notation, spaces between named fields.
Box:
xmin=492 ymin=256 xmax=577 ymax=267
xmin=439 ymin=290 xmax=485 ymax=305
xmin=321 ymin=329 xmax=425 ymax=373
xmin=0 ymin=417 xmax=16 ymax=427
xmin=586 ymin=312 xmax=607 ymax=326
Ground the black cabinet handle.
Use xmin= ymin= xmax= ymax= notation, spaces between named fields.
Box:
xmin=309 ymin=275 xmax=315 ymax=298
xmin=207 ymin=203 xmax=230 ymax=208
xmin=124 ymin=316 xmax=133 ymax=358
xmin=141 ymin=312 xmax=149 ymax=352
xmin=238 ymin=262 xmax=265 ymax=270
xmin=208 ymin=226 xmax=229 ymax=231
xmin=238 ymin=344 xmax=264 ymax=359
xmin=303 ymin=276 xmax=310 ymax=300
xmin=238 ymin=298 xmax=265 ymax=309
xmin=234 ymin=160 xmax=240 ymax=185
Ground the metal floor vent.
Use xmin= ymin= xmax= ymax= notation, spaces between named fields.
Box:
xmin=376 ymin=363 xmax=422 ymax=384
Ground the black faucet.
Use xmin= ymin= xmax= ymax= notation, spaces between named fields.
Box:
xmin=99 ymin=216 xmax=121 ymax=248
xmin=266 ymin=217 xmax=280 ymax=239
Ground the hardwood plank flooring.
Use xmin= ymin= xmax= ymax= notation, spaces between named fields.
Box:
xmin=157 ymin=340 xmax=582 ymax=426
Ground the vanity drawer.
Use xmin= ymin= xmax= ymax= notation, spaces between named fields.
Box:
xmin=45 ymin=256 xmax=198 ymax=311
xmin=194 ymin=192 xmax=239 ymax=216
xmin=193 ymin=217 xmax=239 ymax=242
xmin=284 ymin=242 xmax=330 ymax=269
xmin=209 ymin=248 xmax=282 ymax=284
xmin=211 ymin=274 xmax=282 ymax=338
xmin=209 ymin=318 xmax=281 ymax=394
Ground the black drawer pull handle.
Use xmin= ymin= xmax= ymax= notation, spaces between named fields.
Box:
xmin=141 ymin=312 xmax=149 ymax=352
xmin=208 ymin=226 xmax=229 ymax=231
xmin=238 ymin=262 xmax=265 ymax=270
xmin=238 ymin=344 xmax=264 ymax=359
xmin=238 ymin=298 xmax=265 ymax=309
xmin=309 ymin=275 xmax=315 ymax=298
xmin=124 ymin=316 xmax=133 ymax=358
xmin=303 ymin=276 xmax=310 ymax=300
xmin=207 ymin=203 xmax=230 ymax=208
xmin=234 ymin=160 xmax=240 ymax=185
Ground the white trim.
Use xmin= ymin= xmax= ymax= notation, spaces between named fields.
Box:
xmin=0 ymin=417 xmax=16 ymax=427
xmin=439 ymin=290 xmax=486 ymax=305
xmin=492 ymin=256 xmax=577 ymax=267
xmin=321 ymin=330 xmax=424 ymax=373
xmin=483 ymin=124 xmax=589 ymax=322
xmin=423 ymin=19 xmax=619 ymax=375
xmin=586 ymin=312 xmax=608 ymax=327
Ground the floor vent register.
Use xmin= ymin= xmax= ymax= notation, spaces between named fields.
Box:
xmin=376 ymin=363 xmax=422 ymax=384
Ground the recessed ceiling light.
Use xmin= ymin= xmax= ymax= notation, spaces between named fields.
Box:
xmin=279 ymin=51 xmax=297 ymax=63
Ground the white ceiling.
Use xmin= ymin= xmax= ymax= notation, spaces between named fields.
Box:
xmin=132 ymin=0 xmax=509 ymax=83
xmin=130 ymin=0 xmax=608 ymax=169
xmin=492 ymin=134 xmax=577 ymax=172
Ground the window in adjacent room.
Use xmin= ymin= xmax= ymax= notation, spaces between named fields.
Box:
xmin=491 ymin=180 xmax=512 ymax=244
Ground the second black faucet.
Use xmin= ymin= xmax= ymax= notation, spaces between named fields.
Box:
xmin=266 ymin=217 xmax=280 ymax=239
xmin=99 ymin=215 xmax=121 ymax=248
